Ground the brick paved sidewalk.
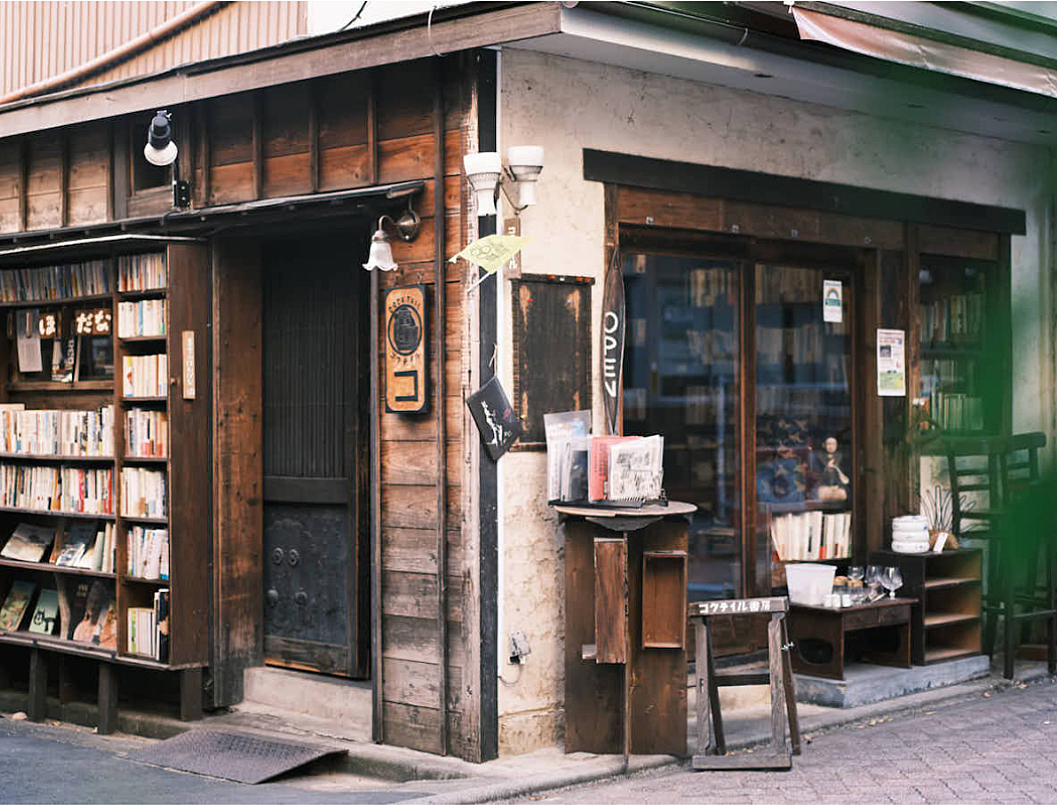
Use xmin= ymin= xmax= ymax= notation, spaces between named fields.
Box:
xmin=517 ymin=679 xmax=1057 ymax=804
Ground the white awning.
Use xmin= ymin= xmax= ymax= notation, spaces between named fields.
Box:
xmin=792 ymin=6 xmax=1057 ymax=98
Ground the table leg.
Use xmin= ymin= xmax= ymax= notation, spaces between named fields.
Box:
xmin=705 ymin=620 xmax=725 ymax=755
xmin=768 ymin=613 xmax=787 ymax=754
xmin=28 ymin=648 xmax=46 ymax=722
xmin=98 ymin=663 xmax=118 ymax=735
xmin=780 ymin=616 xmax=801 ymax=755
xmin=694 ymin=618 xmax=713 ymax=758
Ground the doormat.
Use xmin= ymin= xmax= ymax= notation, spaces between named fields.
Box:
xmin=127 ymin=729 xmax=348 ymax=784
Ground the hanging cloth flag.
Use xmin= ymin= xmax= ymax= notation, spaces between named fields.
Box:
xmin=450 ymin=234 xmax=533 ymax=293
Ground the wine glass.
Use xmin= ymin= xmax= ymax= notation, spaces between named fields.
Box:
xmin=865 ymin=565 xmax=883 ymax=600
xmin=882 ymin=566 xmax=903 ymax=599
xmin=847 ymin=566 xmax=865 ymax=603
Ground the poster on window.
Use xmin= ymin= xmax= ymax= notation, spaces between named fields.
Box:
xmin=877 ymin=328 xmax=906 ymax=397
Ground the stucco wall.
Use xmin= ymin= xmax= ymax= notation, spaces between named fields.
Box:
xmin=493 ymin=47 xmax=1055 ymax=755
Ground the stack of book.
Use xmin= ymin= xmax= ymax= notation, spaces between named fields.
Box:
xmin=770 ymin=510 xmax=851 ymax=561
xmin=0 ymin=465 xmax=111 ymax=514
xmin=0 ymin=259 xmax=111 ymax=302
xmin=53 ymin=522 xmax=115 ymax=572
xmin=117 ymin=253 xmax=167 ymax=292
xmin=120 ymin=467 xmax=167 ymax=518
xmin=127 ymin=526 xmax=169 ymax=580
xmin=127 ymin=588 xmax=169 ymax=661
xmin=921 ymin=293 xmax=984 ymax=346
xmin=0 ymin=404 xmax=113 ymax=456
xmin=125 ymin=409 xmax=168 ymax=458
xmin=122 ymin=354 xmax=168 ymax=398
xmin=118 ymin=299 xmax=166 ymax=337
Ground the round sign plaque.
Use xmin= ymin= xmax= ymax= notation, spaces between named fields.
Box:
xmin=388 ymin=303 xmax=423 ymax=356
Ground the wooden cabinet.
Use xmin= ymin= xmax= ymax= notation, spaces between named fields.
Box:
xmin=869 ymin=548 xmax=983 ymax=665
xmin=0 ymin=238 xmax=210 ymax=727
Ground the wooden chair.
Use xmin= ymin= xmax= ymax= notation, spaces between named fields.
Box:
xmin=945 ymin=432 xmax=1057 ymax=678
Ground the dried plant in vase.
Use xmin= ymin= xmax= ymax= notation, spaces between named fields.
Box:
xmin=920 ymin=484 xmax=976 ymax=550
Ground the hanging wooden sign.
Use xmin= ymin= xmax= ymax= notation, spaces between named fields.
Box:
xmin=74 ymin=307 xmax=112 ymax=336
xmin=384 ymin=285 xmax=428 ymax=413
xmin=600 ymin=251 xmax=626 ymax=436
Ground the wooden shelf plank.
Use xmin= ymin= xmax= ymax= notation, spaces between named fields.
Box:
xmin=122 ymin=575 xmax=168 ymax=586
xmin=924 ymin=647 xmax=980 ymax=664
xmin=120 ymin=397 xmax=167 ymax=404
xmin=0 ymin=557 xmax=116 ymax=578
xmin=120 ymin=515 xmax=168 ymax=524
xmin=924 ymin=613 xmax=980 ymax=628
xmin=121 ymin=456 xmax=168 ymax=464
xmin=7 ymin=380 xmax=112 ymax=392
xmin=0 ymin=631 xmax=200 ymax=670
xmin=0 ymin=453 xmax=113 ymax=463
xmin=119 ymin=335 xmax=167 ymax=342
xmin=0 ymin=505 xmax=114 ymax=520
xmin=117 ymin=289 xmax=166 ymax=300
xmin=0 ymin=292 xmax=113 ymax=309
xmin=924 ymin=576 xmax=981 ymax=589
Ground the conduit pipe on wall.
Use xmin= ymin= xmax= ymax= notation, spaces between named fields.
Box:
xmin=0 ymin=0 xmax=229 ymax=105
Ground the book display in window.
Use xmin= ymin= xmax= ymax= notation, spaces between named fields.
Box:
xmin=918 ymin=256 xmax=996 ymax=434
xmin=0 ymin=241 xmax=209 ymax=694
xmin=754 ymin=265 xmax=856 ymax=588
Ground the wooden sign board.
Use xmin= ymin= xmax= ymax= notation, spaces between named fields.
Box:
xmin=600 ymin=254 xmax=625 ymax=436
xmin=384 ymin=285 xmax=428 ymax=413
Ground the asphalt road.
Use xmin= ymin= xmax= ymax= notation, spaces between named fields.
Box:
xmin=0 ymin=718 xmax=429 ymax=805
xmin=511 ymin=681 xmax=1057 ymax=804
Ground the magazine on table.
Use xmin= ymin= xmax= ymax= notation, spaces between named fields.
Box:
xmin=543 ymin=410 xmax=591 ymax=503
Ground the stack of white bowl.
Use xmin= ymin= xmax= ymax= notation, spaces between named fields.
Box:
xmin=891 ymin=515 xmax=930 ymax=553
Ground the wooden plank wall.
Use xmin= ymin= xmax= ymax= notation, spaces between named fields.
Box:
xmin=0 ymin=56 xmax=475 ymax=759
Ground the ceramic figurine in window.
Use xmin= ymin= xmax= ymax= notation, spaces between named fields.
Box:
xmin=815 ymin=436 xmax=850 ymax=501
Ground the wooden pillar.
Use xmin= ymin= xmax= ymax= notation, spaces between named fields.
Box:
xmin=179 ymin=667 xmax=203 ymax=722
xmin=97 ymin=663 xmax=118 ymax=735
xmin=28 ymin=648 xmax=46 ymax=722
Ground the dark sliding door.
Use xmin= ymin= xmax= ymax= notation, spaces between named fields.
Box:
xmin=261 ymin=234 xmax=370 ymax=678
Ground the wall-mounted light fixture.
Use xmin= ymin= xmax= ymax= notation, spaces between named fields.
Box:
xmin=463 ymin=146 xmax=544 ymax=217
xmin=143 ymin=110 xmax=190 ymax=209
xmin=362 ymin=203 xmax=422 ymax=272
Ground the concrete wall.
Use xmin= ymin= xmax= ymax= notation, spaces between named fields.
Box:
xmin=493 ymin=47 xmax=1055 ymax=755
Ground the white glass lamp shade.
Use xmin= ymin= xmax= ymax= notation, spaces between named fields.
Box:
xmin=463 ymin=151 xmax=502 ymax=217
xmin=144 ymin=140 xmax=178 ymax=167
xmin=507 ymin=145 xmax=544 ymax=206
xmin=363 ymin=228 xmax=398 ymax=271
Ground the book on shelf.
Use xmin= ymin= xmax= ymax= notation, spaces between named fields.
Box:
xmin=0 ymin=259 xmax=111 ymax=303
xmin=770 ymin=510 xmax=851 ymax=561
xmin=118 ymin=299 xmax=166 ymax=338
xmin=69 ymin=579 xmax=115 ymax=648
xmin=127 ymin=526 xmax=169 ymax=580
xmin=0 ymin=522 xmax=55 ymax=562
xmin=0 ymin=405 xmax=114 ymax=457
xmin=122 ymin=354 xmax=168 ymax=398
xmin=0 ymin=580 xmax=35 ymax=630
xmin=117 ymin=253 xmax=167 ymax=293
xmin=54 ymin=521 xmax=96 ymax=568
xmin=86 ymin=523 xmax=115 ymax=573
xmin=125 ymin=408 xmax=168 ymax=458
xmin=27 ymin=589 xmax=59 ymax=635
xmin=120 ymin=468 xmax=167 ymax=518
xmin=127 ymin=588 xmax=169 ymax=661
xmin=920 ymin=293 xmax=984 ymax=346
xmin=588 ymin=435 xmax=636 ymax=502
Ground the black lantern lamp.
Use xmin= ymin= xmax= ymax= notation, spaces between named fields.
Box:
xmin=143 ymin=110 xmax=190 ymax=209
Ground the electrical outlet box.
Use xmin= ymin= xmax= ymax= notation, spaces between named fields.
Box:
xmin=509 ymin=630 xmax=531 ymax=664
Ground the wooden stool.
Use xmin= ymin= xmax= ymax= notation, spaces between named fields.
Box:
xmin=690 ymin=596 xmax=800 ymax=770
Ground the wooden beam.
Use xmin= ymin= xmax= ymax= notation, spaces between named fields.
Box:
xmin=585 ymin=149 xmax=1027 ymax=235
xmin=367 ymin=70 xmax=379 ymax=187
xmin=252 ymin=94 xmax=264 ymax=201
xmin=28 ymin=648 xmax=46 ymax=722
xmin=433 ymin=56 xmax=449 ymax=756
xmin=97 ymin=663 xmax=118 ymax=735
xmin=0 ymin=4 xmax=565 ymax=139
xmin=371 ymin=264 xmax=383 ymax=744
xmin=16 ymin=138 xmax=27 ymax=232
xmin=198 ymin=102 xmax=211 ymax=208
xmin=308 ymin=83 xmax=320 ymax=194
xmin=59 ymin=132 xmax=69 ymax=228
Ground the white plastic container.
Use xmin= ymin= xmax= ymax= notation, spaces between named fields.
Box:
xmin=892 ymin=515 xmax=930 ymax=553
xmin=785 ymin=563 xmax=836 ymax=606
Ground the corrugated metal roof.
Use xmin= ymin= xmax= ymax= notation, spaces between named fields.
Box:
xmin=0 ymin=1 xmax=307 ymax=99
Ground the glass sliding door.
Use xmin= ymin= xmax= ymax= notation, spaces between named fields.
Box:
xmin=622 ymin=252 xmax=743 ymax=601
xmin=753 ymin=264 xmax=855 ymax=594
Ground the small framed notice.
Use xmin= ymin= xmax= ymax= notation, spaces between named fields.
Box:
xmin=182 ymin=330 xmax=196 ymax=400
xmin=823 ymin=280 xmax=843 ymax=323
xmin=877 ymin=328 xmax=906 ymax=397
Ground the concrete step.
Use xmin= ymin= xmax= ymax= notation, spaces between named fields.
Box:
xmin=240 ymin=666 xmax=372 ymax=742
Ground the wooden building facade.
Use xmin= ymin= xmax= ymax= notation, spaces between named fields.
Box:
xmin=0 ymin=2 xmax=555 ymax=760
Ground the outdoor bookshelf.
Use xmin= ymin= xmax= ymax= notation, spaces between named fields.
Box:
xmin=0 ymin=237 xmax=210 ymax=731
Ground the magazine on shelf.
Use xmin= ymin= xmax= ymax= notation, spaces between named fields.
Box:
xmin=0 ymin=523 xmax=55 ymax=563
xmin=543 ymin=410 xmax=591 ymax=503
xmin=607 ymin=435 xmax=664 ymax=502
xmin=0 ymin=580 xmax=35 ymax=631
xmin=54 ymin=522 xmax=96 ymax=568
xmin=28 ymin=589 xmax=59 ymax=635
